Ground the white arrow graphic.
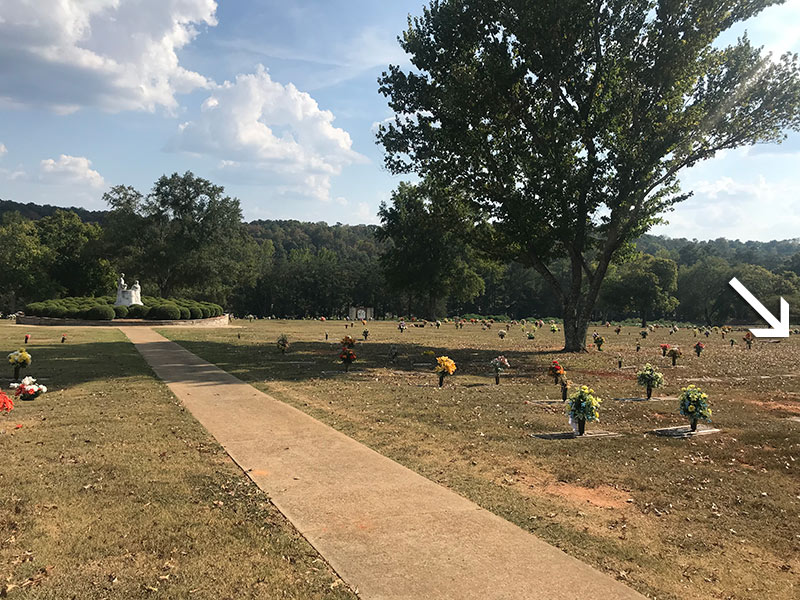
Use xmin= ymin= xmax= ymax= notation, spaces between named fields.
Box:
xmin=729 ymin=277 xmax=790 ymax=338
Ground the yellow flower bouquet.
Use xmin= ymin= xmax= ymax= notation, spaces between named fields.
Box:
xmin=434 ymin=356 xmax=456 ymax=387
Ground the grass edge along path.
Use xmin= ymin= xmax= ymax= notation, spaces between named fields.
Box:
xmin=0 ymin=324 xmax=355 ymax=599
xmin=122 ymin=326 xmax=647 ymax=600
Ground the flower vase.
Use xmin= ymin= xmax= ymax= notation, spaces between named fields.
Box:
xmin=495 ymin=373 xmax=500 ymax=385
xmin=617 ymin=359 xmax=622 ymax=369
xmin=438 ymin=373 xmax=444 ymax=388
xmin=690 ymin=418 xmax=698 ymax=432
xmin=13 ymin=366 xmax=20 ymax=381
xmin=344 ymin=362 xmax=350 ymax=372
xmin=671 ymin=356 xmax=677 ymax=367
xmin=646 ymin=385 xmax=652 ymax=400
xmin=577 ymin=419 xmax=586 ymax=436
xmin=561 ymin=382 xmax=568 ymax=402
xmin=661 ymin=348 xmax=667 ymax=357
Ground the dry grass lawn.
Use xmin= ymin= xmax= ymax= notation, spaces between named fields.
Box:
xmin=0 ymin=323 xmax=355 ymax=599
xmin=163 ymin=319 xmax=800 ymax=600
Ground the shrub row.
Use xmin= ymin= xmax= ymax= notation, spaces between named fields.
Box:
xmin=25 ymin=296 xmax=224 ymax=321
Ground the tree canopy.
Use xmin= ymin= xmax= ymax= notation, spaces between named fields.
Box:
xmin=377 ymin=0 xmax=800 ymax=349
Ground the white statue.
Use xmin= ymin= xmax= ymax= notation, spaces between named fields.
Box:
xmin=130 ymin=280 xmax=142 ymax=305
xmin=114 ymin=273 xmax=143 ymax=307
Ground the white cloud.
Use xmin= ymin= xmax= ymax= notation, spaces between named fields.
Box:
xmin=653 ymin=174 xmax=800 ymax=241
xmin=39 ymin=155 xmax=105 ymax=188
xmin=0 ymin=0 xmax=217 ymax=113
xmin=168 ymin=65 xmax=366 ymax=201
xmin=0 ymin=143 xmax=6 ymax=158
xmin=355 ymin=202 xmax=376 ymax=224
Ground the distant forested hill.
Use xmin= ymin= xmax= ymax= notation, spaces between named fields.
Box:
xmin=0 ymin=199 xmax=107 ymax=223
xmin=636 ymin=234 xmax=800 ymax=271
xmin=3 ymin=195 xmax=800 ymax=323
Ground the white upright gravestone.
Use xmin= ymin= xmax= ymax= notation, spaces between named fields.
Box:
xmin=115 ymin=273 xmax=143 ymax=307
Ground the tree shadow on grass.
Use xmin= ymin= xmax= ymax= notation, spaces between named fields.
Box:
xmin=3 ymin=340 xmax=153 ymax=389
xmin=166 ymin=338 xmax=562 ymax=385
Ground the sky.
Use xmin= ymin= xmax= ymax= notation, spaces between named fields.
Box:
xmin=1 ymin=0 xmax=799 ymax=242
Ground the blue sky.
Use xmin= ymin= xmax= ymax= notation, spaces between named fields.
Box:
xmin=1 ymin=0 xmax=799 ymax=241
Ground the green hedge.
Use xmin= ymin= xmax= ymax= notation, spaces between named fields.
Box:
xmin=25 ymin=296 xmax=224 ymax=321
xmin=86 ymin=304 xmax=116 ymax=321
xmin=148 ymin=303 xmax=181 ymax=320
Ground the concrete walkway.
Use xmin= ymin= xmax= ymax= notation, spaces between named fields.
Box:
xmin=122 ymin=327 xmax=645 ymax=600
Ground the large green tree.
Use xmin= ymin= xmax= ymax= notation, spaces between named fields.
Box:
xmin=377 ymin=181 xmax=485 ymax=318
xmin=102 ymin=172 xmax=260 ymax=304
xmin=377 ymin=0 xmax=800 ymax=350
xmin=601 ymin=254 xmax=678 ymax=326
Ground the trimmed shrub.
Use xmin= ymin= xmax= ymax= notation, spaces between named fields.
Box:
xmin=114 ymin=305 xmax=129 ymax=318
xmin=127 ymin=304 xmax=151 ymax=319
xmin=188 ymin=305 xmax=203 ymax=319
xmin=85 ymin=304 xmax=116 ymax=321
xmin=47 ymin=304 xmax=68 ymax=318
xmin=178 ymin=306 xmax=191 ymax=320
xmin=148 ymin=303 xmax=181 ymax=320
xmin=199 ymin=305 xmax=212 ymax=319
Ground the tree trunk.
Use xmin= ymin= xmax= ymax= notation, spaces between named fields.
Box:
xmin=562 ymin=312 xmax=589 ymax=352
xmin=641 ymin=315 xmax=647 ymax=328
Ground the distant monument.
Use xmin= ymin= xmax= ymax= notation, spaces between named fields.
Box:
xmin=348 ymin=306 xmax=374 ymax=321
xmin=115 ymin=273 xmax=143 ymax=307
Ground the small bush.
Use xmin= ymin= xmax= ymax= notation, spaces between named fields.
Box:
xmin=148 ymin=303 xmax=181 ymax=320
xmin=85 ymin=304 xmax=116 ymax=321
xmin=127 ymin=304 xmax=151 ymax=319
xmin=114 ymin=305 xmax=129 ymax=318
xmin=178 ymin=306 xmax=191 ymax=320
xmin=188 ymin=306 xmax=203 ymax=319
xmin=200 ymin=305 xmax=212 ymax=319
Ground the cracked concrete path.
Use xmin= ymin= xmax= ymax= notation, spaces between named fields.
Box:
xmin=121 ymin=327 xmax=645 ymax=600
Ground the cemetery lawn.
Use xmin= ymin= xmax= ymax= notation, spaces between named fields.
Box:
xmin=163 ymin=320 xmax=800 ymax=600
xmin=0 ymin=324 xmax=355 ymax=600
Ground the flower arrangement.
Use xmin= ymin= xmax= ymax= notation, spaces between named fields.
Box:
xmin=659 ymin=343 xmax=670 ymax=357
xmin=498 ymin=329 xmax=507 ymax=339
xmin=8 ymin=348 xmax=31 ymax=380
xmin=339 ymin=347 xmax=356 ymax=371
xmin=527 ymin=331 xmax=535 ymax=340
xmin=678 ymin=384 xmax=712 ymax=431
xmin=0 ymin=391 xmax=13 ymax=414
xmin=640 ymin=330 xmax=648 ymax=339
xmin=490 ymin=355 xmax=510 ymax=384
xmin=398 ymin=321 xmax=406 ymax=332
xmin=362 ymin=329 xmax=369 ymax=341
xmin=636 ymin=363 xmax=664 ymax=399
xmin=667 ymin=346 xmax=682 ymax=366
xmin=548 ymin=360 xmax=566 ymax=384
xmin=11 ymin=376 xmax=47 ymax=401
xmin=615 ymin=326 xmax=621 ymax=335
xmin=567 ymin=385 xmax=602 ymax=436
xmin=550 ymin=323 xmax=559 ymax=333
xmin=435 ymin=356 xmax=456 ymax=387
xmin=743 ymin=332 xmax=753 ymax=349
xmin=694 ymin=342 xmax=705 ymax=357
xmin=276 ymin=334 xmax=290 ymax=354
xmin=341 ymin=335 xmax=356 ymax=348
xmin=594 ymin=335 xmax=605 ymax=351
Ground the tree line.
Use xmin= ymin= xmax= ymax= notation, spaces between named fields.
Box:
xmin=1 ymin=171 xmax=799 ymax=326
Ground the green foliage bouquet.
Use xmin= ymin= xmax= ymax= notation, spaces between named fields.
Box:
xmin=636 ymin=363 xmax=664 ymax=399
xmin=678 ymin=385 xmax=712 ymax=431
xmin=567 ymin=385 xmax=602 ymax=435
xmin=276 ymin=334 xmax=289 ymax=354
